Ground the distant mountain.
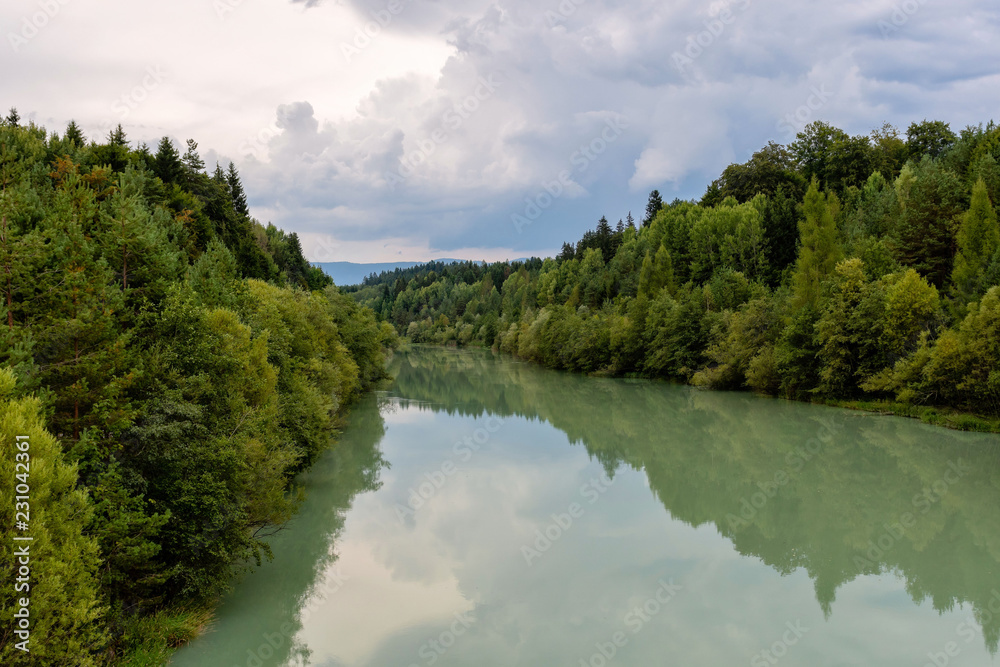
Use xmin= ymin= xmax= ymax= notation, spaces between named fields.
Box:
xmin=313 ymin=259 xmax=466 ymax=286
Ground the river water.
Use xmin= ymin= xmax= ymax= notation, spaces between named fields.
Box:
xmin=171 ymin=346 xmax=1000 ymax=667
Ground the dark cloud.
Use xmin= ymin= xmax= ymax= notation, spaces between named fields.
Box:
xmin=4 ymin=0 xmax=998 ymax=260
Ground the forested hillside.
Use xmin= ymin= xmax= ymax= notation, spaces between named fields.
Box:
xmin=0 ymin=111 xmax=397 ymax=665
xmin=347 ymin=119 xmax=1000 ymax=424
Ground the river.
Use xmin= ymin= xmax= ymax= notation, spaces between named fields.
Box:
xmin=171 ymin=346 xmax=1000 ymax=667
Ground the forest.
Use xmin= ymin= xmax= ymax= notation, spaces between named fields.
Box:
xmin=346 ymin=119 xmax=1000 ymax=426
xmin=0 ymin=111 xmax=397 ymax=665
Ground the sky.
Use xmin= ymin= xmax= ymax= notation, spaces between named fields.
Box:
xmin=3 ymin=0 xmax=1000 ymax=263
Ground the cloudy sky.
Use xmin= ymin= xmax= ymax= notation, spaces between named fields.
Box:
xmin=3 ymin=0 xmax=999 ymax=262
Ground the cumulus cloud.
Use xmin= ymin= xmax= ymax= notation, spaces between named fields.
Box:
xmin=3 ymin=0 xmax=999 ymax=260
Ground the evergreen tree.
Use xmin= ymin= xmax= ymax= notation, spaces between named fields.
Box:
xmin=890 ymin=157 xmax=965 ymax=288
xmin=65 ymin=120 xmax=85 ymax=147
xmin=182 ymin=138 xmax=205 ymax=176
xmin=763 ymin=184 xmax=800 ymax=283
xmin=30 ymin=167 xmax=127 ymax=440
xmin=5 ymin=107 xmax=20 ymax=127
xmin=98 ymin=166 xmax=183 ymax=297
xmin=153 ymin=136 xmax=183 ymax=184
xmin=952 ymin=179 xmax=999 ymax=302
xmin=642 ymin=189 xmax=663 ymax=226
xmin=226 ymin=161 xmax=249 ymax=217
xmin=558 ymin=242 xmax=575 ymax=262
xmin=792 ymin=179 xmax=843 ymax=310
xmin=108 ymin=123 xmax=128 ymax=147
xmin=595 ymin=216 xmax=614 ymax=262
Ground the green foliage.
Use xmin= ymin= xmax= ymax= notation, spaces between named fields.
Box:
xmin=792 ymin=179 xmax=843 ymax=310
xmin=870 ymin=287 xmax=1000 ymax=414
xmin=906 ymin=119 xmax=957 ymax=160
xmin=352 ymin=116 xmax=1000 ymax=421
xmin=890 ymin=157 xmax=965 ymax=287
xmin=0 ymin=120 xmax=397 ymax=664
xmin=952 ymin=179 xmax=999 ymax=303
xmin=0 ymin=369 xmax=106 ymax=665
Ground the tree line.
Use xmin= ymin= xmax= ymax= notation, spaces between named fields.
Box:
xmin=347 ymin=118 xmax=1000 ymax=423
xmin=0 ymin=110 xmax=397 ymax=665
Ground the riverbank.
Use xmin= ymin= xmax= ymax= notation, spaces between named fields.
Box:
xmin=415 ymin=341 xmax=1000 ymax=434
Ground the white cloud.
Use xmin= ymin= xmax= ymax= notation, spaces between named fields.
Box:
xmin=3 ymin=0 xmax=999 ymax=261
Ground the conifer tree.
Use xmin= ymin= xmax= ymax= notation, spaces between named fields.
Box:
xmin=952 ymin=179 xmax=999 ymax=302
xmin=64 ymin=119 xmax=85 ymax=147
xmin=891 ymin=157 xmax=965 ymax=287
xmin=792 ymin=179 xmax=843 ymax=310
xmin=226 ymin=161 xmax=249 ymax=217
xmin=108 ymin=123 xmax=128 ymax=147
xmin=643 ymin=189 xmax=663 ymax=226
xmin=153 ymin=136 xmax=183 ymax=184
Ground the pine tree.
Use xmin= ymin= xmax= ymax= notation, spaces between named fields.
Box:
xmin=0 ymin=124 xmax=47 ymax=329
xmin=212 ymin=162 xmax=226 ymax=187
xmin=595 ymin=216 xmax=614 ymax=262
xmin=5 ymin=107 xmax=20 ymax=127
xmin=952 ymin=179 xmax=999 ymax=302
xmin=98 ymin=166 xmax=183 ymax=297
xmin=108 ymin=123 xmax=128 ymax=147
xmin=891 ymin=157 xmax=965 ymax=287
xmin=153 ymin=136 xmax=183 ymax=184
xmin=226 ymin=162 xmax=249 ymax=217
xmin=643 ymin=190 xmax=663 ymax=226
xmin=181 ymin=138 xmax=205 ymax=176
xmin=30 ymin=168 xmax=127 ymax=440
xmin=792 ymin=179 xmax=843 ymax=310
xmin=65 ymin=120 xmax=85 ymax=147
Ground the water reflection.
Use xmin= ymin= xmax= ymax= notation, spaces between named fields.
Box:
xmin=171 ymin=393 xmax=389 ymax=667
xmin=173 ymin=347 xmax=1000 ymax=667
xmin=391 ymin=347 xmax=1000 ymax=654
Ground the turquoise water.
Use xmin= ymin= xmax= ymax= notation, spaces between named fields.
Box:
xmin=171 ymin=346 xmax=1000 ymax=667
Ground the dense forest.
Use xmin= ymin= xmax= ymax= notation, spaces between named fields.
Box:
xmin=346 ymin=119 xmax=1000 ymax=425
xmin=0 ymin=111 xmax=397 ymax=665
